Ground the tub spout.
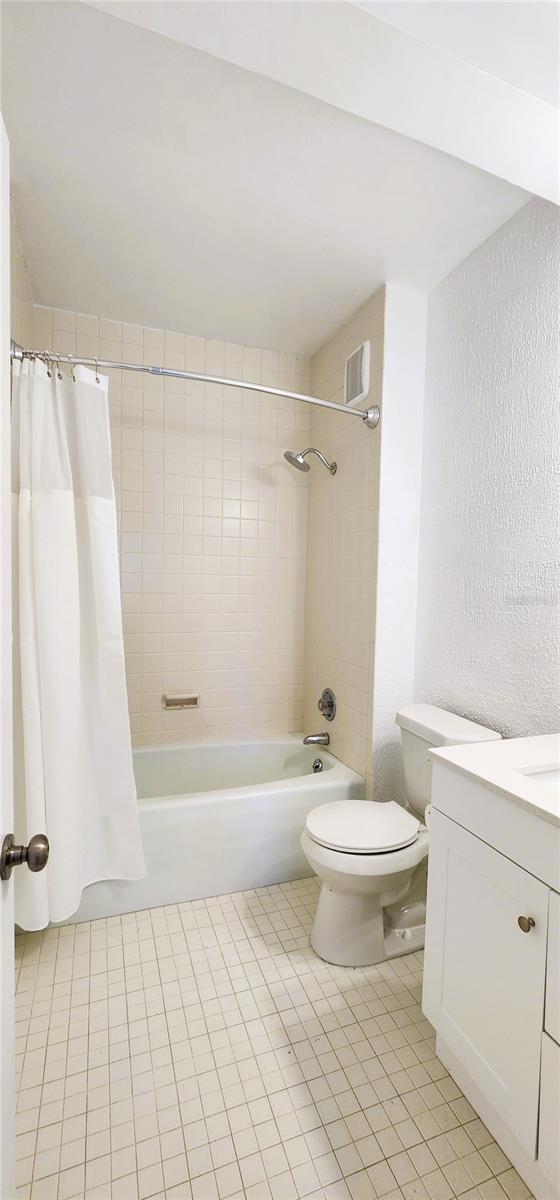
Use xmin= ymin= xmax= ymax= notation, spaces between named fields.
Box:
xmin=303 ymin=732 xmax=330 ymax=747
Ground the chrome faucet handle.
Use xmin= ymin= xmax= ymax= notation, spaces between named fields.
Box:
xmin=317 ymin=688 xmax=336 ymax=721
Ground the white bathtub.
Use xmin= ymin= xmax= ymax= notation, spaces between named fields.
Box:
xmin=72 ymin=736 xmax=365 ymax=922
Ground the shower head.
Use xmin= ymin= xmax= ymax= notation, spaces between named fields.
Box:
xmin=284 ymin=450 xmax=310 ymax=472
xmin=283 ymin=447 xmax=337 ymax=475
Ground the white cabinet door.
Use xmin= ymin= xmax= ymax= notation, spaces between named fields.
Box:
xmin=545 ymin=891 xmax=560 ymax=1044
xmin=423 ymin=810 xmax=548 ymax=1159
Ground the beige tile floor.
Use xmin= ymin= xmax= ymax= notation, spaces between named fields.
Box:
xmin=14 ymin=878 xmax=533 ymax=1200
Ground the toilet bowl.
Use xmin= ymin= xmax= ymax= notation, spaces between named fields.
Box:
xmin=301 ymin=704 xmax=501 ymax=967
xmin=301 ymin=800 xmax=429 ymax=966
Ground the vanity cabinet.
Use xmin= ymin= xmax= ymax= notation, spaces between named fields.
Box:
xmin=423 ymin=810 xmax=548 ymax=1158
xmin=422 ymin=737 xmax=560 ymax=1200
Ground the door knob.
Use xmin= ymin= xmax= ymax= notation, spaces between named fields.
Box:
xmin=0 ymin=833 xmax=49 ymax=881
xmin=517 ymin=915 xmax=535 ymax=933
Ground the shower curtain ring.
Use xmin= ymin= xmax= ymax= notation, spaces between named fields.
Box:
xmin=56 ymin=355 xmax=63 ymax=381
xmin=46 ymin=354 xmax=52 ymax=378
xmin=95 ymin=359 xmax=100 ymax=384
xmin=70 ymin=356 xmax=76 ymax=383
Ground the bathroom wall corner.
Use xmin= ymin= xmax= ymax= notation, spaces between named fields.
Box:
xmin=10 ymin=212 xmax=33 ymax=347
xmin=372 ymin=283 xmax=428 ymax=804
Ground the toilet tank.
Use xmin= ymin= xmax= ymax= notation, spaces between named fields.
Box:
xmin=395 ymin=704 xmax=501 ymax=818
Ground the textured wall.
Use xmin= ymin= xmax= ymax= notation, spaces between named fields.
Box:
xmin=27 ymin=304 xmax=311 ymax=746
xmin=304 ymin=292 xmax=383 ymax=785
xmin=415 ymin=198 xmax=560 ymax=736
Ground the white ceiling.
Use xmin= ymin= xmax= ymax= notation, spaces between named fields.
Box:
xmin=89 ymin=0 xmax=558 ymax=202
xmin=357 ymin=2 xmax=559 ymax=108
xmin=2 ymin=1 xmax=531 ymax=355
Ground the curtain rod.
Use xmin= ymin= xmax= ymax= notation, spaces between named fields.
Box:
xmin=10 ymin=341 xmax=380 ymax=429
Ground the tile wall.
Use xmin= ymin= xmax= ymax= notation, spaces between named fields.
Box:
xmin=303 ymin=293 xmax=384 ymax=787
xmin=24 ymin=301 xmax=311 ymax=746
xmin=11 ymin=219 xmax=385 ymax=780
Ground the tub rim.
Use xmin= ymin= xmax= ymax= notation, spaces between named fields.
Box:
xmin=133 ymin=734 xmax=364 ymax=807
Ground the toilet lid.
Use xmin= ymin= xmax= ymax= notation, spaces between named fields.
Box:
xmin=305 ymin=800 xmax=420 ymax=853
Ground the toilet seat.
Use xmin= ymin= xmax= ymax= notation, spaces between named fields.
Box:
xmin=305 ymin=800 xmax=420 ymax=854
xmin=301 ymin=827 xmax=429 ymax=882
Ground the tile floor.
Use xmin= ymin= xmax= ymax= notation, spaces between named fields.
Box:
xmin=15 ymin=878 xmax=532 ymax=1200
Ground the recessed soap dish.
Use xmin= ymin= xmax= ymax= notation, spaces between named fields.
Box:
xmin=162 ymin=694 xmax=199 ymax=710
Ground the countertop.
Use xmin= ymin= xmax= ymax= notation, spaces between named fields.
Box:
xmin=431 ymin=732 xmax=560 ymax=828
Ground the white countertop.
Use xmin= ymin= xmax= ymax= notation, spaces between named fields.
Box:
xmin=431 ymin=733 xmax=560 ymax=827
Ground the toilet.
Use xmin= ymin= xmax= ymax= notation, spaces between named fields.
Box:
xmin=301 ymin=704 xmax=501 ymax=967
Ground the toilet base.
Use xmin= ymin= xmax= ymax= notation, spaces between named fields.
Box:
xmin=310 ymin=880 xmax=425 ymax=967
xmin=383 ymin=921 xmax=425 ymax=961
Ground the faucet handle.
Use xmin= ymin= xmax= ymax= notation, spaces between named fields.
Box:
xmin=317 ymin=688 xmax=336 ymax=721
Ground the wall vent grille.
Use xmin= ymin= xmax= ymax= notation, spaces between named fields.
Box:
xmin=345 ymin=341 xmax=371 ymax=408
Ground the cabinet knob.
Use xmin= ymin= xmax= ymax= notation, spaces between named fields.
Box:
xmin=517 ymin=915 xmax=535 ymax=933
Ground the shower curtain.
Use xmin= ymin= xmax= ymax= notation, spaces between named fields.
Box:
xmin=11 ymin=358 xmax=145 ymax=930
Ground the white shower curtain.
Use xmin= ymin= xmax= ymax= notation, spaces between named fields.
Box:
xmin=12 ymin=358 xmax=145 ymax=930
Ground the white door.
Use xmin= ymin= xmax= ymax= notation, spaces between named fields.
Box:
xmin=423 ymin=809 xmax=549 ymax=1159
xmin=0 ymin=114 xmax=15 ymax=1200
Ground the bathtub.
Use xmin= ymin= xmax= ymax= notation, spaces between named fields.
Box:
xmin=72 ymin=736 xmax=365 ymax=922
